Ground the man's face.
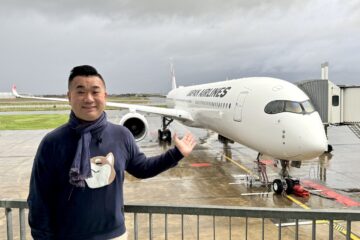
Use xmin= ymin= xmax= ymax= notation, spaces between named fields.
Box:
xmin=67 ymin=76 xmax=107 ymax=121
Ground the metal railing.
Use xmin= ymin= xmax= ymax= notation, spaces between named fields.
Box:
xmin=1 ymin=199 xmax=360 ymax=240
xmin=0 ymin=200 xmax=27 ymax=240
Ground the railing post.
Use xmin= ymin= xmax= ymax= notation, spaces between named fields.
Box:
xmin=19 ymin=208 xmax=26 ymax=240
xmin=295 ymin=219 xmax=299 ymax=240
xmin=329 ymin=219 xmax=333 ymax=240
xmin=229 ymin=217 xmax=232 ymax=240
xmin=6 ymin=208 xmax=13 ymax=240
xmin=181 ymin=214 xmax=184 ymax=240
xmin=213 ymin=215 xmax=216 ymax=240
xmin=346 ymin=220 xmax=351 ymax=240
xmin=134 ymin=213 xmax=138 ymax=240
xmin=245 ymin=217 xmax=248 ymax=240
xmin=262 ymin=217 xmax=264 ymax=240
xmin=197 ymin=215 xmax=200 ymax=240
xmin=165 ymin=213 xmax=168 ymax=240
xmin=312 ymin=219 xmax=316 ymax=240
xmin=278 ymin=219 xmax=281 ymax=240
xmin=149 ymin=213 xmax=153 ymax=240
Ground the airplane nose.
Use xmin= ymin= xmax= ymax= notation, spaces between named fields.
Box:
xmin=301 ymin=136 xmax=327 ymax=159
xmin=299 ymin=118 xmax=328 ymax=159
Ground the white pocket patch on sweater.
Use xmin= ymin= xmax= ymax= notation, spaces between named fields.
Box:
xmin=85 ymin=152 xmax=116 ymax=189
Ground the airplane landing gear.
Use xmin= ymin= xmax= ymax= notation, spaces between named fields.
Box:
xmin=272 ymin=178 xmax=296 ymax=194
xmin=272 ymin=159 xmax=309 ymax=197
xmin=280 ymin=160 xmax=290 ymax=177
xmin=158 ymin=117 xmax=173 ymax=143
xmin=272 ymin=178 xmax=309 ymax=197
xmin=158 ymin=129 xmax=171 ymax=143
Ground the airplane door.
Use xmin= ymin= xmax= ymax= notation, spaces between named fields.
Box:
xmin=233 ymin=92 xmax=248 ymax=122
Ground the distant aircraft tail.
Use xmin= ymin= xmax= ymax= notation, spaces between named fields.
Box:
xmin=11 ymin=85 xmax=20 ymax=97
xmin=170 ymin=62 xmax=177 ymax=90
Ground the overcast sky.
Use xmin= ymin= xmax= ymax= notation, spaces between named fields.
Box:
xmin=0 ymin=0 xmax=359 ymax=94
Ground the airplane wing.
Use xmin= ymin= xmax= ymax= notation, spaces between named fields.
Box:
xmin=106 ymin=101 xmax=193 ymax=122
xmin=11 ymin=85 xmax=194 ymax=122
xmin=12 ymin=85 xmax=68 ymax=102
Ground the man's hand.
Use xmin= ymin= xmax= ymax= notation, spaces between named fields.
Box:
xmin=173 ymin=132 xmax=196 ymax=157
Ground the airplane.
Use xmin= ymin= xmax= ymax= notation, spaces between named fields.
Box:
xmin=11 ymin=65 xmax=328 ymax=194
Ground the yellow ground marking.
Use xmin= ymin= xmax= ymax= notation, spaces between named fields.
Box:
xmin=222 ymin=154 xmax=259 ymax=179
xmin=285 ymin=195 xmax=311 ymax=209
xmin=286 ymin=194 xmax=360 ymax=239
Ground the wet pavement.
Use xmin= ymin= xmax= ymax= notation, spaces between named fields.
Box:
xmin=1 ymin=110 xmax=360 ymax=239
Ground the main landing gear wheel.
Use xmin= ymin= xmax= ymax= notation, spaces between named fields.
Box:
xmin=158 ymin=117 xmax=173 ymax=144
xmin=158 ymin=129 xmax=172 ymax=143
xmin=272 ymin=179 xmax=284 ymax=194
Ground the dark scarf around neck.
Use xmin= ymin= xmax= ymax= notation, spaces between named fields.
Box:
xmin=68 ymin=111 xmax=108 ymax=187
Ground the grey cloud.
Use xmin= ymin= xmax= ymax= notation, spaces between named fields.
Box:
xmin=1 ymin=0 xmax=305 ymax=21
xmin=0 ymin=0 xmax=359 ymax=94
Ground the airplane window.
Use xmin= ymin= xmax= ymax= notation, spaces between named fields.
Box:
xmin=264 ymin=100 xmax=284 ymax=114
xmin=285 ymin=101 xmax=302 ymax=113
xmin=301 ymin=100 xmax=315 ymax=113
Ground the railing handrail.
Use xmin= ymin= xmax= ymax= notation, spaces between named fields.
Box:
xmin=0 ymin=199 xmax=28 ymax=209
xmin=2 ymin=199 xmax=360 ymax=220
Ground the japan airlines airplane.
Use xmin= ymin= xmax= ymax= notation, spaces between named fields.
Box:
xmin=11 ymin=67 xmax=328 ymax=193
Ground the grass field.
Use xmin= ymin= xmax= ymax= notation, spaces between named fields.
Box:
xmin=0 ymin=114 xmax=69 ymax=130
xmin=0 ymin=96 xmax=164 ymax=129
xmin=0 ymin=97 xmax=150 ymax=112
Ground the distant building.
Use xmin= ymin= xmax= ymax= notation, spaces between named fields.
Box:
xmin=0 ymin=92 xmax=15 ymax=98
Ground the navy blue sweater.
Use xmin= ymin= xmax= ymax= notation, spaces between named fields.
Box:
xmin=27 ymin=121 xmax=183 ymax=240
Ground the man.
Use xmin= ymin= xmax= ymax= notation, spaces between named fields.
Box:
xmin=27 ymin=65 xmax=196 ymax=239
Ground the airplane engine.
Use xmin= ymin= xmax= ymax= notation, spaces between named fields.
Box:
xmin=119 ymin=112 xmax=149 ymax=142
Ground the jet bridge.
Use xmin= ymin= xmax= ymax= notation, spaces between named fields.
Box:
xmin=296 ymin=79 xmax=360 ymax=125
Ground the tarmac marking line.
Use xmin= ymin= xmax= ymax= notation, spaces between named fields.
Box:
xmin=286 ymin=195 xmax=310 ymax=209
xmin=222 ymin=154 xmax=258 ymax=179
xmin=286 ymin=195 xmax=360 ymax=239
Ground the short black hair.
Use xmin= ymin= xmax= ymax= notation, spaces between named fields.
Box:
xmin=68 ymin=65 xmax=105 ymax=88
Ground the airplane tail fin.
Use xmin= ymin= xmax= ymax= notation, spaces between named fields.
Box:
xmin=11 ymin=84 xmax=20 ymax=97
xmin=170 ymin=62 xmax=177 ymax=90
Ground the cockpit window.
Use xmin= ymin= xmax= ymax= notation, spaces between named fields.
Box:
xmin=264 ymin=100 xmax=284 ymax=114
xmin=285 ymin=101 xmax=302 ymax=113
xmin=301 ymin=100 xmax=315 ymax=113
xmin=264 ymin=100 xmax=316 ymax=114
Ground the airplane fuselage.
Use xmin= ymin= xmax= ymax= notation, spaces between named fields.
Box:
xmin=167 ymin=77 xmax=327 ymax=161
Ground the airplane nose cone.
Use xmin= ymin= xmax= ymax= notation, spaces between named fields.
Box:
xmin=299 ymin=116 xmax=328 ymax=159
xmin=301 ymin=136 xmax=327 ymax=159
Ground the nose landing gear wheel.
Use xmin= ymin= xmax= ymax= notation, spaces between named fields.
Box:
xmin=285 ymin=178 xmax=294 ymax=194
xmin=272 ymin=178 xmax=299 ymax=194
xmin=273 ymin=179 xmax=284 ymax=194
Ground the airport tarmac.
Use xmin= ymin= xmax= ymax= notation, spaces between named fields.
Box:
xmin=1 ymin=110 xmax=360 ymax=239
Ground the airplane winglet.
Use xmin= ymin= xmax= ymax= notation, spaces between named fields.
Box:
xmin=12 ymin=84 xmax=20 ymax=97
